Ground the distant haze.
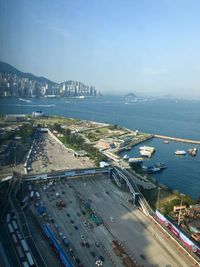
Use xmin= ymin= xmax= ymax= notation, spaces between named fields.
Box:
xmin=1 ymin=0 xmax=200 ymax=99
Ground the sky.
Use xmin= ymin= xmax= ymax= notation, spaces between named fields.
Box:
xmin=1 ymin=0 xmax=200 ymax=98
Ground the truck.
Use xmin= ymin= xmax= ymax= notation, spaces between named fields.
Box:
xmin=26 ymin=252 xmax=34 ymax=266
xmin=21 ymin=239 xmax=29 ymax=252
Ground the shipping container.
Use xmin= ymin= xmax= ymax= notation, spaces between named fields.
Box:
xmin=21 ymin=239 xmax=29 ymax=252
xmin=26 ymin=252 xmax=34 ymax=266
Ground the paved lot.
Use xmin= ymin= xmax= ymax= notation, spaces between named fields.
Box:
xmin=29 ymin=132 xmax=94 ymax=174
xmin=29 ymin=175 xmax=195 ymax=267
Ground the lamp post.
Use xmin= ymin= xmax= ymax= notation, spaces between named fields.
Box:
xmin=156 ymin=187 xmax=161 ymax=211
xmin=178 ymin=193 xmax=184 ymax=226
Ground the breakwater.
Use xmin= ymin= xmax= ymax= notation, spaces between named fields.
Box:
xmin=154 ymin=134 xmax=200 ymax=145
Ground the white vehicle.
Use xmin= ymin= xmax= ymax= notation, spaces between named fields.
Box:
xmin=30 ymin=191 xmax=34 ymax=198
xmin=110 ymin=217 xmax=114 ymax=222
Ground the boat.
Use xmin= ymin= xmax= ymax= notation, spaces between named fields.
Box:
xmin=139 ymin=149 xmax=152 ymax=158
xmin=18 ymin=98 xmax=32 ymax=103
xmin=175 ymin=150 xmax=186 ymax=155
xmin=76 ymin=96 xmax=85 ymax=99
xmin=154 ymin=163 xmax=167 ymax=170
xmin=142 ymin=165 xmax=161 ymax=174
xmin=163 ymin=140 xmax=170 ymax=144
xmin=139 ymin=146 xmax=155 ymax=152
xmin=139 ymin=146 xmax=155 ymax=158
xmin=188 ymin=148 xmax=197 ymax=156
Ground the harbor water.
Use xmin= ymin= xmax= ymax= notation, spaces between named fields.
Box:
xmin=0 ymin=96 xmax=200 ymax=199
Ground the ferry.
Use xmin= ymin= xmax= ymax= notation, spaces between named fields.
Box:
xmin=175 ymin=150 xmax=187 ymax=155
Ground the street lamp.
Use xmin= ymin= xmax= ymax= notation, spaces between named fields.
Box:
xmin=178 ymin=193 xmax=185 ymax=226
xmin=156 ymin=187 xmax=161 ymax=211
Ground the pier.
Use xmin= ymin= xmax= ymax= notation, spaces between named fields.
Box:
xmin=154 ymin=134 xmax=200 ymax=145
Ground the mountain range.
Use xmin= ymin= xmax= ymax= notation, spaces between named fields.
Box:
xmin=0 ymin=61 xmax=55 ymax=85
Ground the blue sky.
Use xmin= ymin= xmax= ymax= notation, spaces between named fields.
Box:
xmin=1 ymin=0 xmax=200 ymax=98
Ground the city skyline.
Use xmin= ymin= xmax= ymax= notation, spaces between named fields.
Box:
xmin=1 ymin=0 xmax=200 ymax=98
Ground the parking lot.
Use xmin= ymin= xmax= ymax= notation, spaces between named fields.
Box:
xmin=28 ymin=174 xmax=194 ymax=267
xmin=27 ymin=131 xmax=94 ymax=174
